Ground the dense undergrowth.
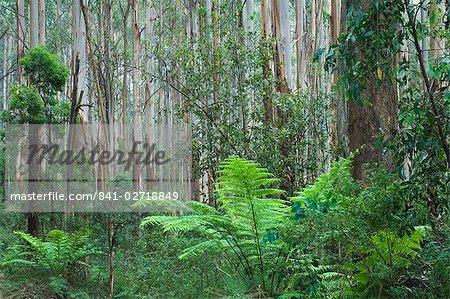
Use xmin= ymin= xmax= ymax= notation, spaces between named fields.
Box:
xmin=0 ymin=156 xmax=448 ymax=298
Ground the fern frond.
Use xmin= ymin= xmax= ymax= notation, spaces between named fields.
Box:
xmin=1 ymin=259 xmax=36 ymax=267
xmin=7 ymin=229 xmax=97 ymax=275
xmin=140 ymin=156 xmax=289 ymax=294
xmin=179 ymin=239 xmax=223 ymax=260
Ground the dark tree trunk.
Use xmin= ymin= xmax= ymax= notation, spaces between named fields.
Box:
xmin=346 ymin=0 xmax=398 ymax=180
xmin=348 ymin=78 xmax=398 ymax=180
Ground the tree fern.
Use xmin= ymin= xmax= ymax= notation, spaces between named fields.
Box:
xmin=141 ymin=157 xmax=288 ymax=296
xmin=350 ymin=226 xmax=428 ymax=295
xmin=2 ymin=229 xmax=97 ymax=276
xmin=291 ymin=156 xmax=358 ymax=220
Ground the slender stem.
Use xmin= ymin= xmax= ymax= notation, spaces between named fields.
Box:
xmin=405 ymin=0 xmax=450 ymax=168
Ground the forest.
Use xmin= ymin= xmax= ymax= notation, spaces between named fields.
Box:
xmin=0 ymin=0 xmax=448 ymax=298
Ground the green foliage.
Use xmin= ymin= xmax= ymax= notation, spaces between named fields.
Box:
xmin=142 ymin=157 xmax=288 ymax=296
xmin=0 ymin=229 xmax=99 ymax=298
xmin=350 ymin=227 xmax=427 ymax=296
xmin=20 ymin=46 xmax=69 ymax=95
xmin=113 ymin=228 xmax=222 ymax=298
xmin=1 ymin=84 xmax=45 ymax=124
xmin=2 ymin=229 xmax=97 ymax=275
xmin=327 ymin=0 xmax=404 ymax=104
xmin=285 ymin=156 xmax=448 ymax=298
xmin=386 ymin=56 xmax=449 ymax=223
xmin=322 ymin=2 xmax=449 ymax=296
xmin=291 ymin=157 xmax=358 ymax=220
xmin=329 ymin=0 xmax=449 ymax=225
xmin=3 ymin=47 xmax=70 ymax=125
xmin=252 ymin=91 xmax=332 ymax=194
xmin=168 ymin=0 xmax=332 ymax=196
xmin=285 ymin=158 xmax=356 ymax=298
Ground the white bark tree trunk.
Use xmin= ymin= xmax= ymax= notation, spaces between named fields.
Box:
xmin=30 ymin=0 xmax=39 ymax=47
xmin=38 ymin=0 xmax=45 ymax=44
xmin=273 ymin=0 xmax=292 ymax=90
xmin=296 ymin=0 xmax=307 ymax=89
xmin=72 ymin=0 xmax=88 ymax=120
xmin=131 ymin=0 xmax=142 ymax=191
xmin=17 ymin=0 xmax=25 ymax=83
xmin=421 ymin=0 xmax=429 ymax=70
xmin=243 ymin=0 xmax=254 ymax=32
xmin=145 ymin=0 xmax=156 ymax=191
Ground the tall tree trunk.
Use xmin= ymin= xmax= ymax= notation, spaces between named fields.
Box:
xmin=261 ymin=0 xmax=291 ymax=124
xmin=30 ymin=0 xmax=39 ymax=47
xmin=211 ymin=0 xmax=220 ymax=105
xmin=336 ymin=0 xmax=349 ymax=156
xmin=346 ymin=0 xmax=398 ymax=180
xmin=188 ymin=0 xmax=198 ymax=199
xmin=68 ymin=0 xmax=88 ymax=201
xmin=421 ymin=0 xmax=430 ymax=71
xmin=27 ymin=125 xmax=39 ymax=237
xmin=310 ymin=0 xmax=316 ymax=61
xmin=296 ymin=0 xmax=307 ymax=89
xmin=28 ymin=0 xmax=39 ymax=237
xmin=430 ymin=0 xmax=446 ymax=57
xmin=330 ymin=0 xmax=340 ymax=149
xmin=131 ymin=0 xmax=142 ymax=191
xmin=330 ymin=0 xmax=340 ymax=45
xmin=243 ymin=0 xmax=254 ymax=32
xmin=121 ymin=1 xmax=130 ymax=151
xmin=272 ymin=0 xmax=292 ymax=93
xmin=17 ymin=0 xmax=25 ymax=83
xmin=107 ymin=224 xmax=116 ymax=299
xmin=72 ymin=0 xmax=87 ymax=121
xmin=261 ymin=0 xmax=274 ymax=123
xmin=102 ymin=0 xmax=114 ymax=176
xmin=56 ymin=0 xmax=61 ymax=57
xmin=145 ymin=0 xmax=155 ymax=191
xmin=157 ymin=0 xmax=164 ymax=196
xmin=81 ymin=0 xmax=109 ymax=190
xmin=2 ymin=37 xmax=8 ymax=106
xmin=38 ymin=0 xmax=45 ymax=44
